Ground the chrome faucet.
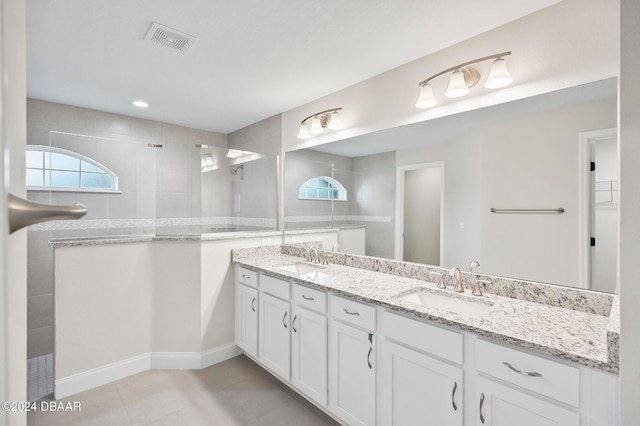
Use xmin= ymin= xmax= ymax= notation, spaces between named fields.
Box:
xmin=449 ymin=266 xmax=464 ymax=293
xmin=434 ymin=272 xmax=446 ymax=289
xmin=470 ymin=260 xmax=480 ymax=273
xmin=332 ymin=243 xmax=341 ymax=252
xmin=306 ymin=245 xmax=319 ymax=263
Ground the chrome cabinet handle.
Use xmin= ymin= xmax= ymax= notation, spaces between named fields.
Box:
xmin=502 ymin=362 xmax=543 ymax=377
xmin=479 ymin=393 xmax=485 ymax=424
xmin=452 ymin=382 xmax=458 ymax=411
xmin=8 ymin=194 xmax=87 ymax=233
xmin=344 ymin=308 xmax=360 ymax=316
xmin=301 ymin=295 xmax=315 ymax=301
xmin=250 ymin=297 xmax=256 ymax=312
xmin=292 ymin=315 xmax=297 ymax=332
xmin=367 ymin=346 xmax=373 ymax=369
xmin=283 ymin=311 xmax=288 ymax=328
xmin=242 ymin=274 xmax=251 ymax=280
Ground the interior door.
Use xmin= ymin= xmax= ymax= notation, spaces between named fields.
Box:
xmin=1 ymin=0 xmax=28 ymax=423
xmin=0 ymin=18 xmax=11 ymax=422
xmin=590 ymin=135 xmax=618 ymax=293
xmin=402 ymin=164 xmax=443 ymax=265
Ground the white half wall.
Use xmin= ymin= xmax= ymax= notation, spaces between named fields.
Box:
xmin=54 ymin=234 xmax=282 ymax=398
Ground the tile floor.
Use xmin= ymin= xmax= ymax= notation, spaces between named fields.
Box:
xmin=28 ymin=355 xmax=340 ymax=426
xmin=27 ymin=353 xmax=54 ymax=402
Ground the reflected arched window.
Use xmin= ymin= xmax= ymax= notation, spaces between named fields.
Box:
xmin=26 ymin=145 xmax=118 ymax=192
xmin=298 ymin=176 xmax=347 ymax=201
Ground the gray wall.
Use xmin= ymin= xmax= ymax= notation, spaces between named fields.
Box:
xmin=26 ymin=99 xmax=230 ymax=357
xmin=352 ymin=151 xmax=396 ymax=258
xmin=284 ymin=150 xmax=357 ymax=226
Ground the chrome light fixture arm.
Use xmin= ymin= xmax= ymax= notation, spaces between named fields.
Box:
xmin=418 ymin=51 xmax=512 ymax=87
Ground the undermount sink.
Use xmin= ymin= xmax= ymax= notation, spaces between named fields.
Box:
xmin=276 ymin=262 xmax=325 ymax=275
xmin=398 ymin=289 xmax=494 ymax=318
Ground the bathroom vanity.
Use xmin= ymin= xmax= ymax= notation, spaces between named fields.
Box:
xmin=233 ymin=245 xmax=619 ymax=426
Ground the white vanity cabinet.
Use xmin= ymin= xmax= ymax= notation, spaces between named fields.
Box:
xmin=234 ymin=265 xmax=619 ymax=426
xmin=381 ymin=311 xmax=463 ymax=426
xmin=474 ymin=338 xmax=580 ymax=426
xmin=475 ymin=376 xmax=579 ymax=426
xmin=473 ymin=339 xmax=618 ymax=426
xmin=258 ymin=274 xmax=291 ymax=381
xmin=234 ymin=267 xmax=259 ymax=358
xmin=329 ymin=295 xmax=376 ymax=426
xmin=291 ymin=284 xmax=328 ymax=407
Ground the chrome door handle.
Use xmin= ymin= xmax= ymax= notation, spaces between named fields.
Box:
xmin=502 ymin=362 xmax=543 ymax=377
xmin=251 ymin=297 xmax=256 ymax=312
xmin=367 ymin=346 xmax=373 ymax=369
xmin=452 ymin=381 xmax=458 ymax=411
xmin=8 ymin=194 xmax=87 ymax=233
xmin=283 ymin=311 xmax=288 ymax=328
xmin=479 ymin=392 xmax=485 ymax=424
xmin=344 ymin=308 xmax=360 ymax=316
xmin=301 ymin=295 xmax=315 ymax=301
xmin=292 ymin=315 xmax=297 ymax=332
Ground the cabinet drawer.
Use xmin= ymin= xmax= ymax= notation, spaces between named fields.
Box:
xmin=237 ymin=266 xmax=258 ymax=288
xmin=260 ymin=273 xmax=290 ymax=300
xmin=292 ymin=284 xmax=327 ymax=313
xmin=330 ymin=295 xmax=375 ymax=331
xmin=382 ymin=311 xmax=462 ymax=364
xmin=476 ymin=339 xmax=580 ymax=407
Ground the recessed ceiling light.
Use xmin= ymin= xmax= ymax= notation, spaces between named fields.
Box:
xmin=132 ymin=100 xmax=150 ymax=108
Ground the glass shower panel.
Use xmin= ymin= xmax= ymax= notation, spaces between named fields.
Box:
xmin=332 ymin=167 xmax=364 ymax=227
xmin=42 ymin=131 xmax=158 ymax=239
xmin=283 ymin=154 xmax=333 ymax=229
xmin=154 ymin=137 xmax=201 ymax=235
xmin=200 ymin=146 xmax=277 ymax=234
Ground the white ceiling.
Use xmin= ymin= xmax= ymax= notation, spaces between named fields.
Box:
xmin=26 ymin=0 xmax=559 ymax=134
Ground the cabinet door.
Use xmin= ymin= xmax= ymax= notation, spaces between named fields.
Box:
xmin=329 ymin=320 xmax=375 ymax=426
xmin=382 ymin=340 xmax=462 ymax=426
xmin=235 ymin=283 xmax=258 ymax=358
xmin=475 ymin=376 xmax=579 ymax=426
xmin=292 ymin=306 xmax=327 ymax=407
xmin=259 ymin=292 xmax=291 ymax=380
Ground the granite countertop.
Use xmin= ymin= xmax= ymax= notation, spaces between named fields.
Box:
xmin=49 ymin=230 xmax=283 ymax=247
xmin=234 ymin=252 xmax=618 ymax=374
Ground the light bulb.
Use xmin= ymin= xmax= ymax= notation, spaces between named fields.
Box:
xmin=297 ymin=123 xmax=311 ymax=139
xmin=485 ymin=58 xmax=513 ymax=89
xmin=415 ymin=84 xmax=438 ymax=108
xmin=309 ymin=117 xmax=324 ymax=134
xmin=327 ymin=112 xmax=343 ymax=130
xmin=444 ymin=70 xmax=470 ymax=98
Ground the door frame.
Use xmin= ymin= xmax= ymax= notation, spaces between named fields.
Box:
xmin=578 ymin=127 xmax=617 ymax=290
xmin=394 ymin=161 xmax=445 ymax=263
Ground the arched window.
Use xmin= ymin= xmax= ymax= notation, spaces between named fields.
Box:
xmin=26 ymin=145 xmax=118 ymax=192
xmin=298 ymin=176 xmax=347 ymax=201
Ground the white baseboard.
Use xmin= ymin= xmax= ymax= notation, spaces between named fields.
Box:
xmin=55 ymin=344 xmax=242 ymax=399
xmin=200 ymin=343 xmax=243 ymax=368
xmin=55 ymin=353 xmax=150 ymax=400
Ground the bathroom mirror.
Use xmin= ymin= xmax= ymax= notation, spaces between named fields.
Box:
xmin=283 ymin=78 xmax=618 ymax=293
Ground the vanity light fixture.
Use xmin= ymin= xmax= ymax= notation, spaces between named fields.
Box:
xmin=296 ymin=107 xmax=343 ymax=139
xmin=132 ymin=100 xmax=150 ymax=108
xmin=416 ymin=51 xmax=513 ymax=108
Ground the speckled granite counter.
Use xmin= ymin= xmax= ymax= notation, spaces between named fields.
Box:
xmin=49 ymin=230 xmax=283 ymax=247
xmin=233 ymin=245 xmax=619 ymax=374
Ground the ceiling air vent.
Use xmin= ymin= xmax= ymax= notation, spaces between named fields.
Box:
xmin=144 ymin=22 xmax=197 ymax=52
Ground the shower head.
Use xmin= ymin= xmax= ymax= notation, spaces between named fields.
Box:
xmin=232 ymin=164 xmax=244 ymax=180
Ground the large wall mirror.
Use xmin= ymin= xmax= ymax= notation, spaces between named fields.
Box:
xmin=283 ymin=78 xmax=617 ymax=293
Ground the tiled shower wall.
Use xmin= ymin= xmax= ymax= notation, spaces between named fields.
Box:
xmin=26 ymin=98 xmax=228 ymax=357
